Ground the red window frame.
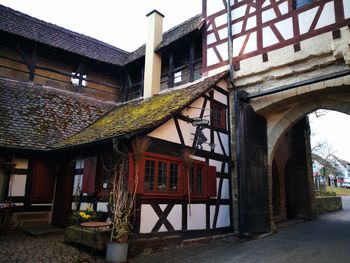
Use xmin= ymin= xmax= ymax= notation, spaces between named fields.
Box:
xmin=211 ymin=101 xmax=226 ymax=129
xmin=130 ymin=152 xmax=183 ymax=198
xmin=189 ymin=161 xmax=206 ymax=197
xmin=129 ymin=152 xmax=217 ymax=200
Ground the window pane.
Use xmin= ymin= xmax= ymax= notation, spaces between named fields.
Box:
xmin=157 ymin=161 xmax=167 ymax=191
xmin=190 ymin=166 xmax=194 ymax=193
xmin=196 ymin=166 xmax=203 ymax=194
xmin=295 ymin=0 xmax=312 ymax=9
xmin=144 ymin=160 xmax=155 ymax=191
xmin=169 ymin=163 xmax=178 ymax=192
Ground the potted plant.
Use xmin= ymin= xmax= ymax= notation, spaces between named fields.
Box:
xmin=105 ymin=137 xmax=149 ymax=263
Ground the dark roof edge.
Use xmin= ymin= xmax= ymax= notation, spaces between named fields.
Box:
xmin=0 ymin=4 xmax=130 ymax=55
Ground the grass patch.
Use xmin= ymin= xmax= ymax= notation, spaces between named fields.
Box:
xmin=326 ymin=186 xmax=350 ymax=196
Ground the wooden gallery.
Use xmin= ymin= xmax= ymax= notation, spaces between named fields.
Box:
xmin=1 ymin=0 xmax=349 ymax=250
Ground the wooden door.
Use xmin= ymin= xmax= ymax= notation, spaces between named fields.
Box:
xmin=51 ymin=160 xmax=73 ymax=227
xmin=237 ymin=101 xmax=270 ymax=233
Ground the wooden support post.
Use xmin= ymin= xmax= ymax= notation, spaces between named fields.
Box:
xmin=140 ymin=66 xmax=144 ymax=97
xmin=189 ymin=40 xmax=195 ymax=82
xmin=77 ymin=62 xmax=85 ymax=89
xmin=15 ymin=43 xmax=37 ymax=82
xmin=29 ymin=48 xmax=37 ymax=81
xmin=167 ymin=53 xmax=174 ymax=88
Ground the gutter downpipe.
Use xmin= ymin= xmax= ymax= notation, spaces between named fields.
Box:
xmin=227 ymin=0 xmax=241 ymax=234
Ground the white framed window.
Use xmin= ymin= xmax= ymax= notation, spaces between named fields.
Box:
xmin=71 ymin=72 xmax=87 ymax=86
xmin=174 ymin=71 xmax=182 ymax=83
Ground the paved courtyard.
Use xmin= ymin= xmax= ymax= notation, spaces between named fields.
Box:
xmin=1 ymin=197 xmax=349 ymax=263
xmin=130 ymin=196 xmax=350 ymax=263
xmin=0 ymin=231 xmax=104 ymax=263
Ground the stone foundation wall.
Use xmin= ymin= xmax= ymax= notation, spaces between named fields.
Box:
xmin=315 ymin=196 xmax=342 ymax=215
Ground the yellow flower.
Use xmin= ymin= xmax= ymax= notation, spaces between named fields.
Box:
xmin=79 ymin=212 xmax=85 ymax=217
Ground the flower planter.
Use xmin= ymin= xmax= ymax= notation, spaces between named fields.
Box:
xmin=105 ymin=242 xmax=128 ymax=263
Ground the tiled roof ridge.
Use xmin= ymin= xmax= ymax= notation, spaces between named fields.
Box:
xmin=162 ymin=13 xmax=202 ymax=38
xmin=0 ymin=4 xmax=130 ymax=56
xmin=0 ymin=77 xmax=118 ymax=107
xmin=126 ymin=13 xmax=203 ymax=63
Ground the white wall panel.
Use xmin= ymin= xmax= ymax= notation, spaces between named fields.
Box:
xmin=187 ymin=204 xmax=206 ymax=230
xmin=140 ymin=204 xmax=159 ymax=233
xmin=207 ymin=48 xmax=220 ymax=66
xmin=344 ymin=0 xmax=350 ymax=19
xmin=275 ymin=18 xmax=293 ymax=40
xmin=97 ymin=202 xmax=108 ymax=212
xmin=221 ymin=179 xmax=230 ymax=199
xmin=263 ymin=27 xmax=279 ymax=47
xmin=262 ymin=9 xmax=276 ymax=23
xmin=315 ymin=2 xmax=335 ymax=30
xmin=299 ymin=7 xmax=319 ymax=35
xmin=8 ymin=174 xmax=26 ymax=196
xmin=162 ymin=204 xmax=182 ymax=231
xmin=207 ymin=0 xmax=225 ymax=16
xmin=148 ymin=119 xmax=181 ymax=144
xmin=244 ymin=32 xmax=257 ymax=54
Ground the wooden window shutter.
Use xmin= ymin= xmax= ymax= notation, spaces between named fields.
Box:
xmin=207 ymin=165 xmax=217 ymax=198
xmin=82 ymin=156 xmax=97 ymax=194
xmin=31 ymin=160 xmax=56 ymax=202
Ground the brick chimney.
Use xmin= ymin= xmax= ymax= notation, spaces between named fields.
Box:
xmin=143 ymin=10 xmax=164 ymax=99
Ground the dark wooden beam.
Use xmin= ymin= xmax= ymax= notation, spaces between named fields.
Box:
xmin=167 ymin=53 xmax=174 ymax=88
xmin=189 ymin=40 xmax=195 ymax=82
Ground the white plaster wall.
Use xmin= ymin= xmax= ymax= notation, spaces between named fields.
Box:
xmin=209 ymin=159 xmax=228 ymax=173
xmin=213 ymin=90 xmax=227 ymax=105
xmin=187 ymin=204 xmax=206 ymax=230
xmin=263 ymin=26 xmax=279 ymax=48
xmin=140 ymin=204 xmax=159 ymax=233
xmin=160 ymin=204 xmax=182 ymax=231
xmin=344 ymin=0 xmax=350 ymax=19
xmin=179 ymin=119 xmax=196 ymax=147
xmin=75 ymin=159 xmax=84 ymax=169
xmin=148 ymin=119 xmax=181 ymax=144
xmin=214 ymin=132 xmax=224 ymax=155
xmin=231 ymin=4 xmax=247 ymax=20
xmin=315 ymin=1 xmax=335 ymax=30
xmin=182 ymin=97 xmax=205 ymax=118
xmin=207 ymin=0 xmax=225 ymax=16
xmin=243 ymin=32 xmax=257 ymax=54
xmin=8 ymin=174 xmax=26 ymax=196
xmin=97 ymin=202 xmax=108 ymax=212
xmin=275 ymin=18 xmax=293 ymax=40
xmin=220 ymin=133 xmax=230 ymax=156
xmin=210 ymin=205 xmax=230 ymax=228
xmin=299 ymin=7 xmax=318 ymax=35
xmin=220 ymin=179 xmax=230 ymax=199
xmin=207 ymin=48 xmax=220 ymax=66
xmin=80 ymin=202 xmax=93 ymax=210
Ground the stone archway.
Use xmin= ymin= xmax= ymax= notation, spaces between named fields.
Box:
xmin=253 ymin=83 xmax=350 ymax=227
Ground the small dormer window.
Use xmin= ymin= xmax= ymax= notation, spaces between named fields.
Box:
xmin=294 ymin=0 xmax=312 ymax=9
xmin=71 ymin=72 xmax=87 ymax=87
xmin=174 ymin=71 xmax=182 ymax=84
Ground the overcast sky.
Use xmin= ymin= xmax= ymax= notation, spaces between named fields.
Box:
xmin=0 ymin=0 xmax=202 ymax=52
xmin=1 ymin=1 xmax=349 ymax=161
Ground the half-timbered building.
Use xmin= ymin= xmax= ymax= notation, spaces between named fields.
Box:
xmin=0 ymin=5 xmax=233 ymax=240
xmin=1 ymin=0 xmax=349 ymax=245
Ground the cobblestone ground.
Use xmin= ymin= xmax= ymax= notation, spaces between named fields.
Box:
xmin=0 ymin=231 xmax=104 ymax=263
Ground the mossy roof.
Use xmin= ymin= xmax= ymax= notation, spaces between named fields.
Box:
xmin=0 ymin=79 xmax=114 ymax=150
xmin=55 ymin=71 xmax=227 ymax=148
